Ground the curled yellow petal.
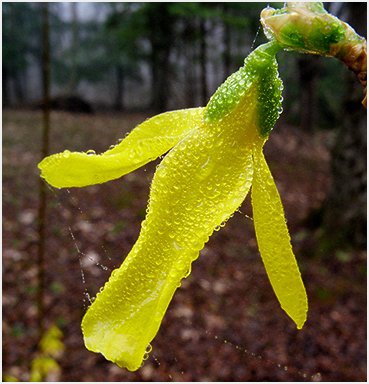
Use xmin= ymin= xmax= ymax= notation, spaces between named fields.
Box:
xmin=38 ymin=107 xmax=204 ymax=188
xmin=251 ymin=145 xmax=308 ymax=329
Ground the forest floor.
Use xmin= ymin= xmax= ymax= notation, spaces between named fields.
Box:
xmin=2 ymin=109 xmax=366 ymax=382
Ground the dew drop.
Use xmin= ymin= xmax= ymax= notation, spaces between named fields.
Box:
xmin=86 ymin=149 xmax=96 ymax=155
xmin=312 ymin=372 xmax=322 ymax=381
xmin=84 ymin=290 xmax=92 ymax=304
xmin=62 ymin=150 xmax=71 ymax=158
xmin=178 ymin=141 xmax=187 ymax=151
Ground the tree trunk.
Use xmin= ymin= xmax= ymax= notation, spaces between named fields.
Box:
xmin=199 ymin=18 xmax=208 ymax=106
xmin=14 ymin=70 xmax=25 ymax=104
xmin=148 ymin=4 xmax=173 ymax=113
xmin=222 ymin=4 xmax=231 ymax=80
xmin=2 ymin=67 xmax=10 ymax=107
xmin=37 ymin=1 xmax=51 ymax=341
xmin=151 ymin=49 xmax=170 ymax=112
xmin=67 ymin=2 xmax=79 ymax=95
xmin=115 ymin=64 xmax=125 ymax=111
xmin=321 ymin=3 xmax=367 ymax=251
xmin=183 ymin=22 xmax=197 ymax=108
xmin=298 ymin=55 xmax=321 ymax=132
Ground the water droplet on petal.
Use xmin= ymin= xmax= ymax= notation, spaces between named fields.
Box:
xmin=62 ymin=150 xmax=71 ymax=158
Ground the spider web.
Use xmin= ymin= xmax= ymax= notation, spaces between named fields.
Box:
xmin=48 ymin=176 xmax=322 ymax=381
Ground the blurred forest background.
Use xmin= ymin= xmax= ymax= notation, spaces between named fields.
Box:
xmin=3 ymin=2 xmax=367 ymax=382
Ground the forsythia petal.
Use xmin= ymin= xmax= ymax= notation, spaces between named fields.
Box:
xmin=38 ymin=107 xmax=205 ymax=188
xmin=251 ymin=145 xmax=308 ymax=329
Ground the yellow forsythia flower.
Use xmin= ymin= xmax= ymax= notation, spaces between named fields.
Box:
xmin=39 ymin=40 xmax=307 ymax=371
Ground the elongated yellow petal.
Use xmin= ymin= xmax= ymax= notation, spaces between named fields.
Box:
xmin=38 ymin=108 xmax=205 ymax=188
xmin=251 ymin=145 xmax=307 ymax=329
